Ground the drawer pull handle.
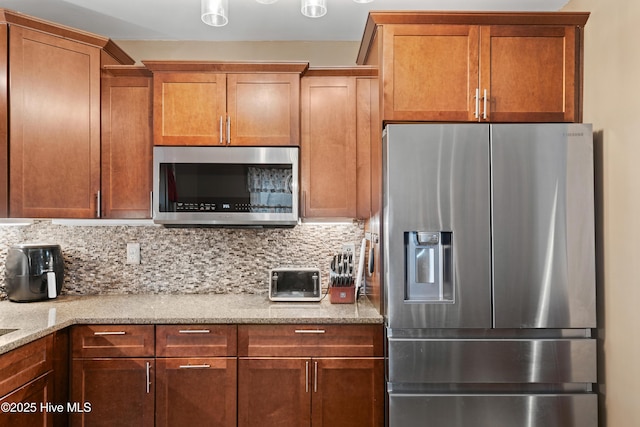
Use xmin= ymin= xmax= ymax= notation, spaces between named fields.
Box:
xmin=295 ymin=330 xmax=326 ymax=334
xmin=179 ymin=364 xmax=211 ymax=369
xmin=178 ymin=330 xmax=211 ymax=334
xmin=93 ymin=331 xmax=126 ymax=336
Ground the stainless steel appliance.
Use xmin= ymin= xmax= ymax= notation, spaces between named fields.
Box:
xmin=153 ymin=146 xmax=299 ymax=226
xmin=269 ymin=268 xmax=321 ymax=301
xmin=382 ymin=124 xmax=597 ymax=427
xmin=4 ymin=243 xmax=64 ymax=302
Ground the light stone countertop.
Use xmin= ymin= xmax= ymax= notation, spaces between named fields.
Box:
xmin=0 ymin=293 xmax=383 ymax=355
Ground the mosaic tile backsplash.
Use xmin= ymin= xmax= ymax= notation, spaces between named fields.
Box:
xmin=0 ymin=220 xmax=365 ymax=300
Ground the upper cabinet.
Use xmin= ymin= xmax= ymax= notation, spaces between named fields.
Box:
xmin=0 ymin=9 xmax=134 ymax=219
xmin=357 ymin=12 xmax=589 ymax=123
xmin=300 ymin=68 xmax=377 ymax=219
xmin=101 ymin=66 xmax=153 ymax=219
xmin=143 ymin=61 xmax=308 ymax=146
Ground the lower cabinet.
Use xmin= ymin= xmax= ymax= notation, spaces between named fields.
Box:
xmin=70 ymin=358 xmax=155 ymax=427
xmin=238 ymin=357 xmax=383 ymax=427
xmin=68 ymin=323 xmax=383 ymax=427
xmin=70 ymin=324 xmax=236 ymax=427
xmin=70 ymin=325 xmax=155 ymax=427
xmin=0 ymin=371 xmax=54 ymax=427
xmin=238 ymin=324 xmax=384 ymax=427
xmin=0 ymin=334 xmax=58 ymax=427
xmin=155 ymin=325 xmax=237 ymax=427
xmin=155 ymin=358 xmax=236 ymax=427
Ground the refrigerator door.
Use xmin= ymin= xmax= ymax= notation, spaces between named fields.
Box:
xmin=491 ymin=124 xmax=596 ymax=328
xmin=383 ymin=124 xmax=491 ymax=329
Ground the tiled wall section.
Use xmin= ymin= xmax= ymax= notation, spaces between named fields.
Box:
xmin=0 ymin=220 xmax=365 ymax=299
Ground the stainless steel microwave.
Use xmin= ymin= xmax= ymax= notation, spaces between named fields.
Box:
xmin=153 ymin=146 xmax=299 ymax=226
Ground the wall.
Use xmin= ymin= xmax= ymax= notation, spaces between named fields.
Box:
xmin=0 ymin=221 xmax=364 ymax=299
xmin=115 ymin=40 xmax=361 ymax=66
xmin=562 ymin=0 xmax=640 ymax=425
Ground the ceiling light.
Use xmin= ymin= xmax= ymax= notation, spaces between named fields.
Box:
xmin=256 ymin=0 xmax=278 ymax=3
xmin=301 ymin=0 xmax=327 ymax=18
xmin=201 ymin=0 xmax=229 ymax=27
xmin=353 ymin=0 xmax=375 ymax=3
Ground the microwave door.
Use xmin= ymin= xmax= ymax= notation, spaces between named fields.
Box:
xmin=153 ymin=146 xmax=299 ymax=226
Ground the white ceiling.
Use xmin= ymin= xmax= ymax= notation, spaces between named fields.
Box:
xmin=0 ymin=0 xmax=569 ymax=42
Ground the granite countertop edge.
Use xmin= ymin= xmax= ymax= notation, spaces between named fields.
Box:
xmin=0 ymin=293 xmax=383 ymax=355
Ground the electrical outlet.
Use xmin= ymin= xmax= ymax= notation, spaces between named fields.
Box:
xmin=126 ymin=243 xmax=141 ymax=265
xmin=342 ymin=243 xmax=356 ymax=255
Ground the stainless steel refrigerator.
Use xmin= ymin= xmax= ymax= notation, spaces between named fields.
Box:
xmin=382 ymin=124 xmax=597 ymax=427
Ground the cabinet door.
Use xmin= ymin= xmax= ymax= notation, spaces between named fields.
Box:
xmin=9 ymin=26 xmax=101 ymax=218
xmin=0 ymin=335 xmax=53 ymax=398
xmin=101 ymin=75 xmax=152 ymax=218
xmin=381 ymin=24 xmax=479 ymax=122
xmin=153 ymin=73 xmax=226 ymax=146
xmin=301 ymin=76 xmax=357 ymax=218
xmin=227 ymin=73 xmax=300 ymax=146
xmin=0 ymin=372 xmax=53 ymax=427
xmin=0 ymin=24 xmax=7 ymax=218
xmin=312 ymin=358 xmax=384 ymax=427
xmin=156 ymin=358 xmax=237 ymax=427
xmin=355 ymin=77 xmax=374 ymax=220
xmin=480 ymin=25 xmax=578 ymax=122
xmin=238 ymin=358 xmax=310 ymax=427
xmin=70 ymin=358 xmax=154 ymax=427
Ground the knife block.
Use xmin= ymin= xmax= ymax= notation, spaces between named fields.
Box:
xmin=330 ymin=285 xmax=355 ymax=304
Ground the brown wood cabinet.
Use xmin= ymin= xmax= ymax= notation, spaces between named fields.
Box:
xmin=70 ymin=324 xmax=238 ymax=427
xmin=0 ymin=372 xmax=54 ymax=427
xmin=301 ymin=69 xmax=377 ymax=219
xmin=357 ymin=12 xmax=589 ymax=123
xmin=101 ymin=66 xmax=153 ymax=218
xmin=237 ymin=324 xmax=384 ymax=427
xmin=0 ymin=9 xmax=133 ymax=218
xmin=155 ymin=325 xmax=237 ymax=427
xmin=0 ymin=23 xmax=7 ymax=217
xmin=70 ymin=325 xmax=155 ymax=427
xmin=144 ymin=61 xmax=307 ymax=147
xmin=0 ymin=335 xmax=56 ymax=427
xmin=71 ymin=358 xmax=155 ymax=427
xmin=8 ymin=26 xmax=101 ymax=218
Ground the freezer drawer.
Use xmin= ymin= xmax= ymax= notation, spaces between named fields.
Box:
xmin=387 ymin=338 xmax=596 ymax=384
xmin=388 ymin=393 xmax=597 ymax=427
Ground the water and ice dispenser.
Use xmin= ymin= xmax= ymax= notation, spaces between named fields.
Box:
xmin=405 ymin=231 xmax=453 ymax=302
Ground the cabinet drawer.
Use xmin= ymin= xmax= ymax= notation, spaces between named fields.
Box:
xmin=71 ymin=325 xmax=155 ymax=358
xmin=238 ymin=324 xmax=383 ymax=357
xmin=156 ymin=325 xmax=237 ymax=357
xmin=0 ymin=335 xmax=53 ymax=397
